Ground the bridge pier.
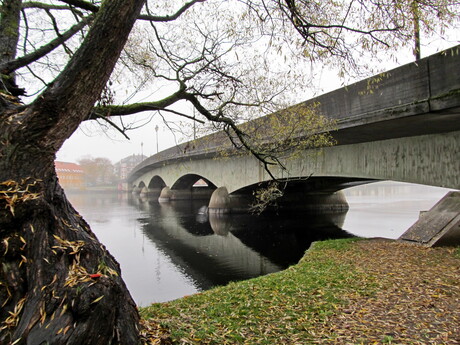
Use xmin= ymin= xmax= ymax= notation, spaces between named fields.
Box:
xmin=208 ymin=187 xmax=231 ymax=214
xmin=208 ymin=187 xmax=252 ymax=214
xmin=158 ymin=186 xmax=172 ymax=203
xmin=147 ymin=187 xmax=163 ymax=199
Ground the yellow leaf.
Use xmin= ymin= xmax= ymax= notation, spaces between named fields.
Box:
xmin=91 ymin=295 xmax=104 ymax=304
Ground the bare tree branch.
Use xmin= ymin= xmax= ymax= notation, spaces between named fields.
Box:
xmin=92 ymin=112 xmax=131 ymax=140
xmin=57 ymin=0 xmax=206 ymax=22
xmin=0 ymin=15 xmax=92 ymax=74
xmin=182 ymin=91 xmax=284 ymax=180
xmin=278 ymin=0 xmax=400 ymax=50
xmin=57 ymin=0 xmax=98 ymax=12
xmin=23 ymin=1 xmax=77 ymax=10
xmin=140 ymin=0 xmax=206 ymax=22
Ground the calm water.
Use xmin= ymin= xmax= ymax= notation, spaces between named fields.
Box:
xmin=66 ymin=181 xmax=453 ymax=306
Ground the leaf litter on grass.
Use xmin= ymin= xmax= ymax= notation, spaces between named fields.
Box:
xmin=141 ymin=238 xmax=460 ymax=345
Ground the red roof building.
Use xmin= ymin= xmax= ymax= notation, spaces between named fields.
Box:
xmin=55 ymin=161 xmax=85 ymax=190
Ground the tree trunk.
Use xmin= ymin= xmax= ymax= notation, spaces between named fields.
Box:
xmin=0 ymin=154 xmax=140 ymax=344
xmin=0 ymin=0 xmax=146 ymax=343
xmin=0 ymin=0 xmax=23 ymax=95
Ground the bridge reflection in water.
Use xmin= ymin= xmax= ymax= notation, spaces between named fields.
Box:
xmin=136 ymin=197 xmax=352 ymax=288
xmin=67 ymin=191 xmax=352 ymax=305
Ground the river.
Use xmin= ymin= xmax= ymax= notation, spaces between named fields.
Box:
xmin=66 ymin=181 xmax=452 ymax=306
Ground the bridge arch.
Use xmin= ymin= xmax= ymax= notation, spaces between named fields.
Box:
xmin=168 ymin=174 xmax=218 ymax=201
xmin=148 ymin=175 xmax=166 ymax=191
xmin=171 ymin=173 xmax=217 ymax=190
xmin=137 ymin=181 xmax=148 ymax=195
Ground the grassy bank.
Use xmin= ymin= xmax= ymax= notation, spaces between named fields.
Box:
xmin=141 ymin=238 xmax=460 ymax=344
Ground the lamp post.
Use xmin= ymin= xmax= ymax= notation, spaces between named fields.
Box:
xmin=155 ymin=125 xmax=159 ymax=153
xmin=141 ymin=142 xmax=143 ymax=157
xmin=193 ymin=108 xmax=196 ymax=140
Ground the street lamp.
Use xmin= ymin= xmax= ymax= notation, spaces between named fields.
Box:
xmin=193 ymin=108 xmax=196 ymax=140
xmin=141 ymin=142 xmax=143 ymax=157
xmin=155 ymin=125 xmax=159 ymax=153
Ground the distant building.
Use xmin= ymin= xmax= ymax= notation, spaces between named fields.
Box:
xmin=114 ymin=154 xmax=146 ymax=191
xmin=55 ymin=161 xmax=85 ymax=190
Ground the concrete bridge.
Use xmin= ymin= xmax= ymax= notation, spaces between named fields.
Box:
xmin=128 ymin=46 xmax=460 ymax=213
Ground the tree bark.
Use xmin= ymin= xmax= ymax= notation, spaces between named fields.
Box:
xmin=0 ymin=0 xmax=21 ymax=66
xmin=0 ymin=0 xmax=146 ymax=343
xmin=0 ymin=0 xmax=23 ymax=95
xmin=0 ymin=172 xmax=140 ymax=344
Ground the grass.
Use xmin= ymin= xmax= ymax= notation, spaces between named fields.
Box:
xmin=455 ymin=246 xmax=460 ymax=258
xmin=141 ymin=238 xmax=377 ymax=344
xmin=141 ymin=238 xmax=460 ymax=344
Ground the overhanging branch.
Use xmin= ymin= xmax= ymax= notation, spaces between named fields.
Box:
xmin=87 ymin=86 xmax=192 ymax=120
xmin=92 ymin=113 xmax=131 ymax=140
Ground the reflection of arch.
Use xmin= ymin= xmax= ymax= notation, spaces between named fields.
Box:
xmin=171 ymin=174 xmax=217 ymax=190
xmin=148 ymin=175 xmax=166 ymax=190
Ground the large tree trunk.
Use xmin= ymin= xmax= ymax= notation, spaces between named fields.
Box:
xmin=0 ymin=157 xmax=140 ymax=344
xmin=0 ymin=0 xmax=146 ymax=343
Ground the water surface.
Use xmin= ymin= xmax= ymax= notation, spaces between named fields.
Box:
xmin=67 ymin=181 xmax=453 ymax=306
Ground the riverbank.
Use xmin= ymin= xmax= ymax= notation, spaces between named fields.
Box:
xmin=140 ymin=238 xmax=460 ymax=344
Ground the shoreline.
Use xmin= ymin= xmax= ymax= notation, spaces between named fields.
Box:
xmin=140 ymin=238 xmax=460 ymax=344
